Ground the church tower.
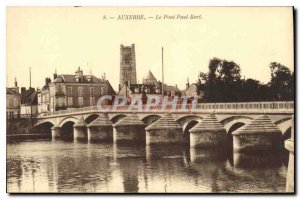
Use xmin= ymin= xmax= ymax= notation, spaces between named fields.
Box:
xmin=119 ymin=44 xmax=137 ymax=90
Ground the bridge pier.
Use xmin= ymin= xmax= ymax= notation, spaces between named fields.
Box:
xmin=51 ymin=125 xmax=61 ymax=139
xmin=145 ymin=114 xmax=183 ymax=145
xmin=232 ymin=115 xmax=282 ymax=152
xmin=87 ymin=113 xmax=113 ymax=142
xmin=73 ymin=116 xmax=88 ymax=140
xmin=113 ymin=114 xmax=146 ymax=144
xmin=285 ymin=115 xmax=294 ymax=192
xmin=189 ymin=113 xmax=226 ymax=148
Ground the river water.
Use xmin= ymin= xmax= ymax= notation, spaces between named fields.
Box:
xmin=7 ymin=139 xmax=289 ymax=193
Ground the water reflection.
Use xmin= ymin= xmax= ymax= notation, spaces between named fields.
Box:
xmin=113 ymin=144 xmax=146 ymax=192
xmin=7 ymin=140 xmax=288 ymax=193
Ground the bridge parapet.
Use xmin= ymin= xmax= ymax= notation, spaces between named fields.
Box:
xmin=39 ymin=101 xmax=294 ymax=119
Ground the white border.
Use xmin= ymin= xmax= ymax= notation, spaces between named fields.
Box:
xmin=1 ymin=0 xmax=298 ymax=198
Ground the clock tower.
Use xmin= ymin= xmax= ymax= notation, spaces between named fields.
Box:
xmin=119 ymin=44 xmax=137 ymax=90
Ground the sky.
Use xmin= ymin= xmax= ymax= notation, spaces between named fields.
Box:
xmin=6 ymin=7 xmax=294 ymax=91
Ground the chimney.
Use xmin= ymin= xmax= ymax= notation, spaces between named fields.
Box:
xmin=186 ymin=78 xmax=190 ymax=90
xmin=21 ymin=87 xmax=26 ymax=94
xmin=53 ymin=69 xmax=57 ymax=80
xmin=14 ymin=77 xmax=18 ymax=87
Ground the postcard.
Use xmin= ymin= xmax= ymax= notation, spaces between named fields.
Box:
xmin=6 ymin=6 xmax=294 ymax=193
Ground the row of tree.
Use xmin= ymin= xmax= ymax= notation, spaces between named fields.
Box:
xmin=198 ymin=58 xmax=294 ymax=102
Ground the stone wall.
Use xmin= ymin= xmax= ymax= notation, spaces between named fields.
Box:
xmin=190 ymin=131 xmax=226 ymax=147
xmin=7 ymin=118 xmax=37 ymax=134
xmin=146 ymin=128 xmax=183 ymax=145
xmin=88 ymin=126 xmax=113 ymax=142
xmin=113 ymin=126 xmax=145 ymax=144
xmin=233 ymin=134 xmax=282 ymax=152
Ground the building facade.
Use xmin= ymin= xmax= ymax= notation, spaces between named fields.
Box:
xmin=37 ymin=77 xmax=51 ymax=113
xmin=20 ymin=87 xmax=38 ymax=116
xmin=49 ymin=67 xmax=115 ymax=112
xmin=119 ymin=44 xmax=137 ymax=90
xmin=6 ymin=79 xmax=21 ymax=119
xmin=118 ymin=70 xmax=183 ymax=104
xmin=182 ymin=78 xmax=203 ymax=101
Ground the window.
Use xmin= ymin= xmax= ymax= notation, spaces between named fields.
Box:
xmin=46 ymin=93 xmax=49 ymax=102
xmin=58 ymin=85 xmax=63 ymax=93
xmin=78 ymin=87 xmax=83 ymax=97
xmin=68 ymin=97 xmax=73 ymax=106
xmin=100 ymin=87 xmax=105 ymax=95
xmin=90 ymin=97 xmax=95 ymax=106
xmin=90 ymin=87 xmax=94 ymax=96
xmin=9 ymin=99 xmax=14 ymax=107
xmin=57 ymin=98 xmax=65 ymax=107
xmin=124 ymin=53 xmax=131 ymax=64
xmin=78 ymin=97 xmax=84 ymax=106
xmin=67 ymin=87 xmax=72 ymax=96
xmin=50 ymin=86 xmax=55 ymax=96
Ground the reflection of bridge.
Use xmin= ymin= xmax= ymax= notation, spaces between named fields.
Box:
xmin=35 ymin=101 xmax=294 ymax=140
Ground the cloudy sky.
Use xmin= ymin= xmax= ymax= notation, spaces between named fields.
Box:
xmin=7 ymin=7 xmax=293 ymax=91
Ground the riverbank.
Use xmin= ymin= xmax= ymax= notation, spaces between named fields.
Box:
xmin=7 ymin=133 xmax=51 ymax=142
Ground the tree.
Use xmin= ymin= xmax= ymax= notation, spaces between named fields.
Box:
xmin=269 ymin=62 xmax=293 ymax=100
xmin=198 ymin=59 xmax=294 ymax=102
xmin=200 ymin=57 xmax=242 ymax=102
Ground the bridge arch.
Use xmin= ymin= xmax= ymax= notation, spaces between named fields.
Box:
xmin=283 ymin=127 xmax=291 ymax=141
xmin=85 ymin=114 xmax=100 ymax=124
xmin=111 ymin=114 xmax=127 ymax=124
xmin=221 ymin=116 xmax=253 ymax=134
xmin=59 ymin=117 xmax=78 ymax=127
xmin=177 ymin=115 xmax=202 ymax=143
xmin=177 ymin=115 xmax=203 ymax=127
xmin=275 ymin=117 xmax=292 ymax=136
xmin=183 ymin=120 xmax=199 ymax=143
xmin=60 ymin=121 xmax=75 ymax=139
xmin=221 ymin=116 xmax=252 ymax=151
xmin=141 ymin=114 xmax=161 ymax=125
xmin=32 ymin=121 xmax=55 ymax=134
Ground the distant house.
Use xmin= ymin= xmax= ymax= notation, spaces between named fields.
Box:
xmin=6 ymin=79 xmax=21 ymax=119
xmin=183 ymin=78 xmax=204 ymax=101
xmin=49 ymin=67 xmax=115 ymax=111
xmin=118 ymin=70 xmax=182 ymax=103
xmin=163 ymin=84 xmax=182 ymax=97
xmin=20 ymin=88 xmax=38 ymax=115
xmin=37 ymin=78 xmax=51 ymax=113
xmin=118 ymin=83 xmax=160 ymax=104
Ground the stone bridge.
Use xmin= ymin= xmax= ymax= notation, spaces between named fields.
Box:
xmin=34 ymin=101 xmax=294 ymax=141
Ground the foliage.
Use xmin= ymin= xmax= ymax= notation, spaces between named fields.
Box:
xmin=199 ymin=58 xmax=294 ymax=102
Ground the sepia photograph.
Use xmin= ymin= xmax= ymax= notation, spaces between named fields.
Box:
xmin=6 ymin=6 xmax=295 ymax=193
